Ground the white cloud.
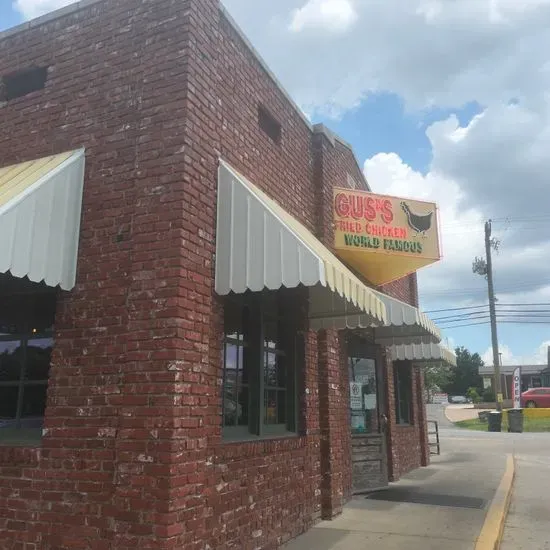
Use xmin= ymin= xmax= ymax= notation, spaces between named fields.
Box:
xmin=482 ymin=341 xmax=550 ymax=366
xmin=364 ymin=150 xmax=486 ymax=307
xmin=223 ymin=0 xmax=550 ymax=116
xmin=365 ymin=104 xmax=550 ymax=312
xmin=13 ymin=0 xmax=76 ymax=19
xmin=289 ymin=0 xmax=357 ymax=33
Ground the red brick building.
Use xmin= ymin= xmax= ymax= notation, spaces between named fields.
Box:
xmin=0 ymin=1 xmax=453 ymax=548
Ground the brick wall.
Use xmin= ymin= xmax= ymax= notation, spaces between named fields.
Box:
xmin=379 ymin=273 xmax=419 ymax=307
xmin=0 ymin=0 xmax=208 ymax=547
xmin=184 ymin=3 xmax=329 ymax=548
xmin=0 ymin=0 xmax=430 ymax=548
xmin=385 ymin=358 xmax=430 ymax=481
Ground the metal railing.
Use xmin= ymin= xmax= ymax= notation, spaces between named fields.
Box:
xmin=427 ymin=420 xmax=440 ymax=455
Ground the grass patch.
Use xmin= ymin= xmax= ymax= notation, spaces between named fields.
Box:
xmin=455 ymin=416 xmax=550 ymax=432
xmin=455 ymin=418 xmax=492 ymax=431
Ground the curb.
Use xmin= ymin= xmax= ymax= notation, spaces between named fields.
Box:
xmin=475 ymin=454 xmax=515 ymax=550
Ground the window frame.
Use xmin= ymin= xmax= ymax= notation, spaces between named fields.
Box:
xmin=0 ymin=282 xmax=56 ymax=444
xmin=222 ymin=292 xmax=299 ymax=441
xmin=0 ymin=330 xmax=54 ymax=428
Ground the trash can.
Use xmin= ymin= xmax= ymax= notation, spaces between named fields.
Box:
xmin=507 ymin=408 xmax=524 ymax=433
xmin=488 ymin=411 xmax=502 ymax=432
xmin=478 ymin=411 xmax=489 ymax=423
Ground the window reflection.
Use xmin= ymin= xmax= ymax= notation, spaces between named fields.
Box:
xmin=223 ymin=301 xmax=249 ymax=429
xmin=222 ymin=291 xmax=296 ymax=436
xmin=349 ymin=357 xmax=378 ymax=434
xmin=0 ymin=341 xmax=22 ymax=382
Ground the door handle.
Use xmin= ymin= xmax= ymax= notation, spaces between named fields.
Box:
xmin=380 ymin=414 xmax=388 ymax=433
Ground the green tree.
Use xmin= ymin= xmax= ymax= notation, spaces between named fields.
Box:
xmin=424 ymin=362 xmax=452 ymax=401
xmin=443 ymin=346 xmax=484 ymax=396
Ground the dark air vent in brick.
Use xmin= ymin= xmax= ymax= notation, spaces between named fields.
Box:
xmin=258 ymin=105 xmax=282 ymax=144
xmin=1 ymin=66 xmax=48 ymax=102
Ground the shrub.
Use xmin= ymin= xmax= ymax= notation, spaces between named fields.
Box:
xmin=467 ymin=387 xmax=481 ymax=403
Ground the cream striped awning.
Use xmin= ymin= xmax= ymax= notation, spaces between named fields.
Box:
xmin=389 ymin=342 xmax=457 ymax=366
xmin=373 ymin=290 xmax=441 ymax=345
xmin=215 ymin=161 xmax=387 ymax=330
xmin=0 ymin=150 xmax=85 ymax=290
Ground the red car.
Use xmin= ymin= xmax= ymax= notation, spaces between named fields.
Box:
xmin=520 ymin=388 xmax=550 ymax=408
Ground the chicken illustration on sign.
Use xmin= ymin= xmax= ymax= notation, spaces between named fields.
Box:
xmin=400 ymin=202 xmax=433 ymax=238
xmin=332 ymin=187 xmax=441 ymax=286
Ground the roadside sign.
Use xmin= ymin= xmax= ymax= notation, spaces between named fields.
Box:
xmin=432 ymin=392 xmax=448 ymax=404
xmin=497 ymin=393 xmax=503 ymax=403
xmin=512 ymin=367 xmax=521 ymax=408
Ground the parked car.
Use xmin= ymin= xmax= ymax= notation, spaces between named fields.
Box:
xmin=448 ymin=395 xmax=469 ymax=404
xmin=520 ymin=388 xmax=550 ymax=408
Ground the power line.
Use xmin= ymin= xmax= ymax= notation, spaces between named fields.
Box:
xmin=499 ymin=320 xmax=550 ymax=324
xmin=431 ymin=311 xmax=489 ymax=322
xmin=438 ymin=321 xmax=490 ymax=329
xmin=436 ymin=313 xmax=550 ymax=324
xmin=497 ymin=309 xmax=550 ymax=314
xmin=424 ymin=302 xmax=550 ymax=314
xmin=497 ymin=303 xmax=550 ymax=307
xmin=438 ymin=319 xmax=550 ymax=329
xmin=424 ymin=304 xmax=489 ymax=314
xmin=423 ymin=278 xmax=550 ymax=296
xmin=433 ymin=311 xmax=550 ymax=322
xmin=443 ymin=321 xmax=550 ymax=330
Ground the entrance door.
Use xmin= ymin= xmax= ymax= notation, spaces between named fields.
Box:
xmin=348 ymin=340 xmax=389 ymax=493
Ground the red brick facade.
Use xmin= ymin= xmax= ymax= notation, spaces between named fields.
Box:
xmin=385 ymin=358 xmax=430 ymax=481
xmin=0 ymin=1 xmax=430 ymax=548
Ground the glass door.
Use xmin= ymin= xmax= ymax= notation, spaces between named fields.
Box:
xmin=349 ymin=357 xmax=379 ymax=434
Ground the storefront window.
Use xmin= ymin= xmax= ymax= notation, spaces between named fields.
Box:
xmin=0 ymin=286 xmax=56 ymax=445
xmin=394 ymin=362 xmax=413 ymax=425
xmin=222 ymin=292 xmax=298 ymax=439
xmin=349 ymin=357 xmax=378 ymax=434
xmin=222 ymin=301 xmax=249 ymax=428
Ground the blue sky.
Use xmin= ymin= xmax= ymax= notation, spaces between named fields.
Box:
xmin=0 ymin=3 xmax=20 ymax=30
xmin=2 ymin=0 xmax=550 ymax=365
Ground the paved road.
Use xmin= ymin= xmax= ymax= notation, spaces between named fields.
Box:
xmin=442 ymin=414 xmax=550 ymax=550
xmin=426 ymin=403 xmax=454 ymax=428
xmin=501 ymin=443 xmax=550 ymax=550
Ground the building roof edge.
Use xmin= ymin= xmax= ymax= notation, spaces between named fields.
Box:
xmin=0 ymin=0 xmax=103 ymax=41
xmin=313 ymin=123 xmax=371 ymax=191
xmin=219 ymin=4 xmax=313 ymax=131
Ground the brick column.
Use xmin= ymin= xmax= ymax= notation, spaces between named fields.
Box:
xmin=416 ymin=367 xmax=430 ymax=467
xmin=383 ymin=349 xmax=398 ymax=481
xmin=318 ymin=329 xmax=349 ymax=519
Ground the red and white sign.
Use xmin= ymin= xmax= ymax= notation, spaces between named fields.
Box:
xmin=432 ymin=392 xmax=448 ymax=405
xmin=512 ymin=367 xmax=521 ymax=409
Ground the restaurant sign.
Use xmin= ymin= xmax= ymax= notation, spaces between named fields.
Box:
xmin=333 ymin=188 xmax=441 ymax=285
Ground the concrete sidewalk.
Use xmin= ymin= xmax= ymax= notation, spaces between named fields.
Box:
xmin=284 ymin=448 xmax=506 ymax=550
xmin=501 ymin=452 xmax=550 ymax=550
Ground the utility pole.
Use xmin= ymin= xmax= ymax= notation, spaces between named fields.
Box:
xmin=485 ymin=221 xmax=502 ymax=411
xmin=473 ymin=220 xmax=502 ymax=411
